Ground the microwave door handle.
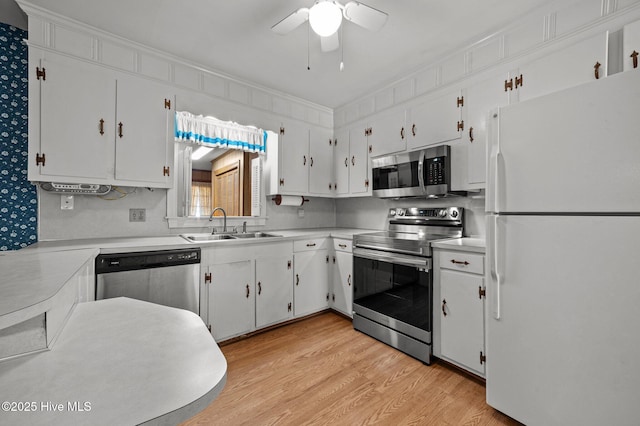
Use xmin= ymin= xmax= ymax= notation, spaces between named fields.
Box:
xmin=418 ymin=150 xmax=426 ymax=194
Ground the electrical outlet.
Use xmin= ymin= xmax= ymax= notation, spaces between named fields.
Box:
xmin=129 ymin=208 xmax=146 ymax=222
xmin=61 ymin=195 xmax=74 ymax=210
xmin=298 ymin=208 xmax=305 ymax=218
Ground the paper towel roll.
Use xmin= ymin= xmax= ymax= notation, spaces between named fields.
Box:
xmin=273 ymin=195 xmax=306 ymax=206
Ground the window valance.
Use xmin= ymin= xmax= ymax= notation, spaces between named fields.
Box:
xmin=174 ymin=111 xmax=266 ymax=154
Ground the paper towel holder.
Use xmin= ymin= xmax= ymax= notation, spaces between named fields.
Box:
xmin=272 ymin=195 xmax=309 ymax=206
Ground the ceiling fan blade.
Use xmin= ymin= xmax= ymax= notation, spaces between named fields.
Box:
xmin=343 ymin=2 xmax=388 ymax=31
xmin=321 ymin=32 xmax=340 ymax=52
xmin=271 ymin=8 xmax=310 ymax=35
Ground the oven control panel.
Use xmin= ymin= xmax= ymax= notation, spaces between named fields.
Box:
xmin=388 ymin=207 xmax=462 ymax=221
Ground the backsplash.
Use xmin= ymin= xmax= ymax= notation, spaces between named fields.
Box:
xmin=0 ymin=23 xmax=36 ymax=250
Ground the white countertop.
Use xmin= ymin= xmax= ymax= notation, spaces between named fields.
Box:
xmin=24 ymin=228 xmax=379 ymax=254
xmin=0 ymin=298 xmax=227 ymax=426
xmin=431 ymin=237 xmax=486 ymax=253
xmin=0 ymin=248 xmax=98 ymax=329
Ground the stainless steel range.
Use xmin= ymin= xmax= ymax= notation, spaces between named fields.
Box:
xmin=352 ymin=207 xmax=464 ymax=364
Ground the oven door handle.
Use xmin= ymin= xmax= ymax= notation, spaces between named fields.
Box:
xmin=353 ymin=247 xmax=431 ymax=269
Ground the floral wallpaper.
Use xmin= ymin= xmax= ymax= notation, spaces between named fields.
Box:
xmin=0 ymin=23 xmax=37 ymax=250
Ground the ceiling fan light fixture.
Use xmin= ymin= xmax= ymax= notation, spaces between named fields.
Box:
xmin=309 ymin=1 xmax=342 ymax=37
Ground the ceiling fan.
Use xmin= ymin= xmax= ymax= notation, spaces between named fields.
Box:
xmin=271 ymin=0 xmax=388 ymax=53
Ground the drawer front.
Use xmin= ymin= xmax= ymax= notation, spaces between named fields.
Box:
xmin=333 ymin=238 xmax=352 ymax=253
xmin=294 ymin=238 xmax=328 ymax=252
xmin=439 ymin=251 xmax=484 ymax=275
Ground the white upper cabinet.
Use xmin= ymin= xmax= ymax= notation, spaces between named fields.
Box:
xmin=333 ymin=129 xmax=350 ymax=196
xmin=463 ymin=73 xmax=509 ymax=188
xmin=308 ymin=128 xmax=333 ymax=195
xmin=29 ymin=51 xmax=174 ymax=188
xmin=348 ymin=126 xmax=372 ymax=195
xmin=265 ymin=122 xmax=334 ymax=196
xmin=623 ymin=19 xmax=640 ymax=72
xmin=505 ymin=32 xmax=609 ymax=103
xmin=367 ymin=109 xmax=407 ymax=157
xmin=406 ymin=87 xmax=464 ymax=151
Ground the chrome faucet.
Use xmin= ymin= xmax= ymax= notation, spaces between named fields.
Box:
xmin=209 ymin=207 xmax=227 ymax=234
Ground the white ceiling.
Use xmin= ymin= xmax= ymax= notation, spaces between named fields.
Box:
xmin=17 ymin=0 xmax=556 ymax=109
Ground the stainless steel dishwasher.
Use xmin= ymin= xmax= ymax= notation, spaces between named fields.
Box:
xmin=95 ymin=248 xmax=201 ymax=314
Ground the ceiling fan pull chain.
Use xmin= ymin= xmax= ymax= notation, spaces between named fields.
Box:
xmin=307 ymin=22 xmax=311 ymax=71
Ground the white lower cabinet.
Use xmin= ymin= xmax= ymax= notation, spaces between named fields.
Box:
xmin=201 ymin=242 xmax=293 ymax=342
xmin=434 ymin=248 xmax=486 ymax=377
xmin=293 ymin=239 xmax=330 ymax=317
xmin=255 ymin=255 xmax=294 ymax=328
xmin=208 ymin=259 xmax=255 ymax=341
xmin=331 ymin=238 xmax=353 ymax=317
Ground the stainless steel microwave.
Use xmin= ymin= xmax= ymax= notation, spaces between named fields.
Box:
xmin=371 ymin=145 xmax=465 ymax=198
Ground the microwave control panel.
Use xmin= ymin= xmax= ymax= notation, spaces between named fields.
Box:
xmin=425 ymin=156 xmax=446 ymax=186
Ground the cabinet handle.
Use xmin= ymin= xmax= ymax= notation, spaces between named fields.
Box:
xmin=469 ymin=127 xmax=474 ymax=143
xmin=296 ymin=274 xmax=299 ymax=286
xmin=442 ymin=299 xmax=447 ymax=317
xmin=306 ymin=243 xmax=316 ymax=247
xmin=99 ymin=119 xmax=105 ymax=135
xmin=303 ymin=155 xmax=306 ymax=166
xmin=594 ymin=62 xmax=601 ymax=80
xmin=288 ymin=302 xmax=292 ymax=312
xmin=451 ymin=259 xmax=470 ymax=265
xmin=287 ymin=260 xmax=292 ymax=269
xmin=339 ymin=244 xmax=347 ymax=248
xmin=344 ymin=157 xmax=348 ymax=168
xmin=310 ymin=157 xmax=314 ymax=167
xmin=347 ymin=274 xmax=351 ymax=286
xmin=258 ymin=281 xmax=262 ymax=295
xmin=400 ymin=127 xmax=405 ymax=140
xmin=118 ymin=122 xmax=123 ymax=138
xmin=631 ymin=50 xmax=638 ymax=69
xmin=246 ymin=284 xmax=250 ymax=298
xmin=351 ymin=156 xmax=355 ymax=166
xmin=411 ymin=124 xmax=416 ymax=137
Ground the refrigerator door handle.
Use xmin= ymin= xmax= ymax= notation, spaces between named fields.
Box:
xmin=487 ymin=109 xmax=503 ymax=213
xmin=489 ymin=215 xmax=503 ymax=319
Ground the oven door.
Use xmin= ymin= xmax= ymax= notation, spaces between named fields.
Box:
xmin=352 ymin=247 xmax=432 ymax=344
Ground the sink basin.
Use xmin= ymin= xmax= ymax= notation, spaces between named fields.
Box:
xmin=180 ymin=233 xmax=236 ymax=242
xmin=233 ymin=232 xmax=280 ymax=239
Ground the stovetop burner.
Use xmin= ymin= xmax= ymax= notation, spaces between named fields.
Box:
xmin=354 ymin=207 xmax=464 ymax=257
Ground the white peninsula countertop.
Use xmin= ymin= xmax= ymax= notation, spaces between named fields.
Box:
xmin=0 ymin=297 xmax=227 ymax=426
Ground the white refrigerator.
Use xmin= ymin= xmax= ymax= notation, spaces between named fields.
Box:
xmin=485 ymin=69 xmax=640 ymax=426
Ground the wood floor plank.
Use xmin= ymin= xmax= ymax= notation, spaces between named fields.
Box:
xmin=181 ymin=312 xmax=521 ymax=426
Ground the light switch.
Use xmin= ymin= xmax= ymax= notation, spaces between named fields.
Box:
xmin=61 ymin=195 xmax=74 ymax=210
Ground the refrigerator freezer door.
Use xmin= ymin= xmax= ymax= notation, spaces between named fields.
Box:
xmin=487 ymin=70 xmax=640 ymax=214
xmin=485 ymin=215 xmax=640 ymax=426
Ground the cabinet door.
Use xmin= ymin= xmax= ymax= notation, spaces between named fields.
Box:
xmin=36 ymin=54 xmax=115 ymax=182
xmin=464 ymin=73 xmax=508 ymax=187
xmin=440 ymin=269 xmax=485 ymax=375
xmin=332 ymin=251 xmax=353 ymax=317
xmin=623 ymin=19 xmax=640 ymax=72
xmin=512 ymin=32 xmax=608 ymax=103
xmin=279 ymin=121 xmax=309 ymax=194
xmin=209 ymin=260 xmax=254 ymax=341
xmin=333 ymin=129 xmax=350 ymax=195
xmin=115 ymin=77 xmax=173 ymax=186
xmin=408 ymin=88 xmax=463 ymax=149
xmin=294 ymin=249 xmax=329 ymax=317
xmin=308 ymin=128 xmax=333 ymax=195
xmin=368 ymin=109 xmax=406 ymax=157
xmin=256 ymin=255 xmax=293 ymax=328
xmin=348 ymin=127 xmax=371 ymax=195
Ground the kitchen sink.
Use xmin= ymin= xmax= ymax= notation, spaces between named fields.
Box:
xmin=232 ymin=232 xmax=280 ymax=239
xmin=180 ymin=232 xmax=281 ymax=243
xmin=181 ymin=233 xmax=236 ymax=242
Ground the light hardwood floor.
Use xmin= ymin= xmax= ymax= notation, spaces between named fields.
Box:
xmin=182 ymin=312 xmax=521 ymax=426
